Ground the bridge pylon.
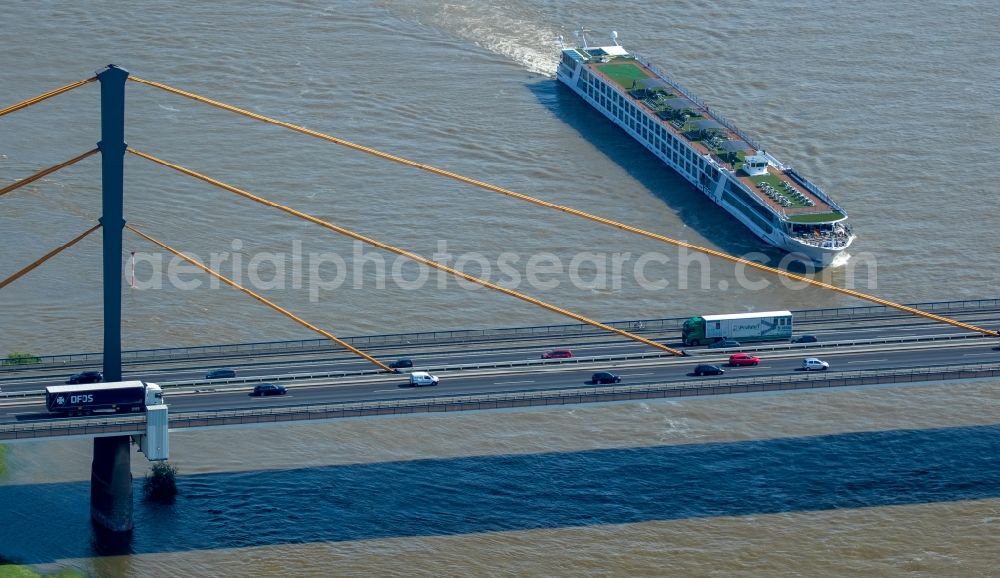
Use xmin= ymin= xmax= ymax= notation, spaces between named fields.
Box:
xmin=94 ymin=64 xmax=133 ymax=533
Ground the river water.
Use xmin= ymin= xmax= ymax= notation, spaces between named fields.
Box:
xmin=1 ymin=0 xmax=999 ymax=575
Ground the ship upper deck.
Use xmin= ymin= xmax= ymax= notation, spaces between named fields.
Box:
xmin=567 ymin=47 xmax=846 ymax=225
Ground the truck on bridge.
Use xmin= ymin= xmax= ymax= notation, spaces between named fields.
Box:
xmin=682 ymin=311 xmax=793 ymax=346
xmin=45 ymin=380 xmax=163 ymax=415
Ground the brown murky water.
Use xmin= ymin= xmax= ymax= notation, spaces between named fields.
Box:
xmin=2 ymin=0 xmax=999 ymax=575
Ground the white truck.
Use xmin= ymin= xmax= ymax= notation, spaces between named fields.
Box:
xmin=408 ymin=371 xmax=439 ymax=387
xmin=45 ymin=380 xmax=163 ymax=415
xmin=681 ymin=311 xmax=793 ymax=346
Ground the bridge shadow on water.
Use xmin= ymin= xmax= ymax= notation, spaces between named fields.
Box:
xmin=1 ymin=424 xmax=997 ymax=563
xmin=527 ymin=80 xmax=801 ymax=269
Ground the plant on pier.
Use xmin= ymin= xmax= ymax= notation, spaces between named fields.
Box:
xmin=142 ymin=461 xmax=178 ymax=503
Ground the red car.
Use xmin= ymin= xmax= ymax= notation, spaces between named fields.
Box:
xmin=728 ymin=353 xmax=760 ymax=367
xmin=542 ymin=349 xmax=573 ymax=359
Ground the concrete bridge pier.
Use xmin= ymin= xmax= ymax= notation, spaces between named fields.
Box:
xmin=90 ymin=435 xmax=133 ymax=533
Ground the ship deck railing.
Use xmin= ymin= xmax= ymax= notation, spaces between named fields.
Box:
xmin=784 ymin=168 xmax=846 ymax=213
xmin=792 ymin=231 xmax=852 ymax=248
xmin=634 ymin=53 xmax=761 ymax=151
xmin=708 ymin=153 xmax=737 ymax=171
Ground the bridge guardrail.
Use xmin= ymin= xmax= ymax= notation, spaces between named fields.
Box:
xmin=165 ymin=330 xmax=996 ymax=387
xmin=0 ymin=415 xmax=145 ymax=439
xmin=2 ymin=330 xmax=996 ymax=398
xmin=0 ymin=389 xmax=37 ymax=399
xmin=3 ymin=297 xmax=999 ymax=372
xmin=4 ymin=361 xmax=999 ymax=440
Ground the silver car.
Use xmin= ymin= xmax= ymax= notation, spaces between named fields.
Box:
xmin=802 ymin=357 xmax=829 ymax=371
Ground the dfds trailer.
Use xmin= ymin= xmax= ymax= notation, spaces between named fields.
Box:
xmin=45 ymin=380 xmax=163 ymax=415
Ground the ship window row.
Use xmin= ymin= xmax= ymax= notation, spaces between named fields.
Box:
xmin=650 ymin=131 xmax=719 ymax=189
xmin=723 ymin=192 xmax=774 ymax=234
xmin=609 ymin=103 xmax=688 ymax=152
xmin=583 ymin=77 xmax=721 ymax=187
xmin=581 ymin=80 xmax=626 ymax=112
xmin=580 ymin=71 xmax=625 ymax=105
xmin=726 ymin=181 xmax=777 ymax=224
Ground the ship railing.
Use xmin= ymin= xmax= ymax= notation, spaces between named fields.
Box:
xmin=792 ymin=232 xmax=852 ymax=248
xmin=634 ymin=53 xmax=761 ymax=151
xmin=761 ymin=151 xmax=786 ymax=170
xmin=784 ymin=168 xmax=846 ymax=213
xmin=707 ymin=153 xmax=734 ymax=172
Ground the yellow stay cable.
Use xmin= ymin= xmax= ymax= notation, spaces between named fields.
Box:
xmin=0 ymin=148 xmax=99 ymax=199
xmin=0 ymin=77 xmax=97 ymax=118
xmin=127 ymin=76 xmax=998 ymax=337
xmin=128 ymin=148 xmax=684 ymax=356
xmin=0 ymin=223 xmax=101 ymax=290
xmin=125 ymin=224 xmax=395 ymax=373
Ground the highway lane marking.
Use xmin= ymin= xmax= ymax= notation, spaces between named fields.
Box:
xmin=81 ymin=340 xmax=990 ymax=392
xmin=847 ymin=359 xmax=888 ymax=363
xmin=619 ymin=373 xmax=654 ymax=377
xmin=493 ymin=380 xmax=536 ymax=385
xmin=962 ymin=352 xmax=997 ymax=356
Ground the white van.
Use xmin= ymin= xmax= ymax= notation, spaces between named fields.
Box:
xmin=408 ymin=371 xmax=439 ymax=387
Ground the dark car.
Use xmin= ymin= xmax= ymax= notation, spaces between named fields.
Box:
xmin=252 ymin=383 xmax=287 ymax=396
xmin=206 ymin=368 xmax=237 ymax=379
xmin=542 ymin=349 xmax=573 ymax=359
xmin=67 ymin=371 xmax=103 ymax=384
xmin=693 ymin=364 xmax=725 ymax=376
xmin=591 ymin=372 xmax=622 ymax=384
xmin=791 ymin=334 xmax=819 ymax=343
xmin=388 ymin=358 xmax=413 ymax=369
xmin=708 ymin=339 xmax=741 ymax=349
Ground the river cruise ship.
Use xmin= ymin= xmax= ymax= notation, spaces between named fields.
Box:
xmin=557 ymin=31 xmax=855 ymax=266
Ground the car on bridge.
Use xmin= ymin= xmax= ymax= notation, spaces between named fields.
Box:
xmin=542 ymin=349 xmax=573 ymax=359
xmin=728 ymin=353 xmax=760 ymax=366
xmin=708 ymin=339 xmax=741 ymax=349
xmin=802 ymin=358 xmax=830 ymax=371
xmin=206 ymin=368 xmax=237 ymax=379
xmin=252 ymin=383 xmax=287 ymax=396
xmin=408 ymin=371 xmax=439 ymax=387
xmin=791 ymin=334 xmax=819 ymax=343
xmin=693 ymin=364 xmax=725 ymax=376
xmin=66 ymin=371 xmax=103 ymax=384
xmin=591 ymin=372 xmax=622 ymax=384
xmin=388 ymin=358 xmax=414 ymax=369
